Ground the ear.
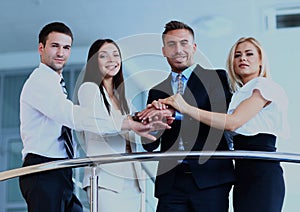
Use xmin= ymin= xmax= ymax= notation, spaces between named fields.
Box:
xmin=192 ymin=43 xmax=197 ymax=54
xmin=38 ymin=43 xmax=44 ymax=55
xmin=162 ymin=46 xmax=166 ymax=57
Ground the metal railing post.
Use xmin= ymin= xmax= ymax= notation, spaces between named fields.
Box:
xmin=90 ymin=165 xmax=98 ymax=212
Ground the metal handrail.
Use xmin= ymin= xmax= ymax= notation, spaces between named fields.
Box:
xmin=1 ymin=150 xmax=300 ymax=182
xmin=1 ymin=150 xmax=300 ymax=211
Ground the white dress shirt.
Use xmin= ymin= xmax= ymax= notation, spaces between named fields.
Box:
xmin=228 ymin=77 xmax=290 ymax=139
xmin=171 ymin=64 xmax=195 ymax=120
xmin=20 ymin=63 xmax=125 ymax=160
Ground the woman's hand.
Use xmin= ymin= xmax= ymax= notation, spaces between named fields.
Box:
xmin=128 ymin=117 xmax=171 ymax=141
xmin=159 ymin=94 xmax=189 ymax=114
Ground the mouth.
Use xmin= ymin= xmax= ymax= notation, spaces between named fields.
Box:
xmin=172 ymin=55 xmax=186 ymax=62
xmin=106 ymin=64 xmax=118 ymax=70
xmin=55 ymin=58 xmax=65 ymax=63
xmin=239 ymin=63 xmax=249 ymax=68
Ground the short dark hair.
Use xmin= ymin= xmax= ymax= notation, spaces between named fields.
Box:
xmin=38 ymin=22 xmax=73 ymax=46
xmin=162 ymin=20 xmax=194 ymax=41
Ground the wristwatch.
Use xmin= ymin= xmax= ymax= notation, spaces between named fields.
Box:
xmin=131 ymin=112 xmax=141 ymax=122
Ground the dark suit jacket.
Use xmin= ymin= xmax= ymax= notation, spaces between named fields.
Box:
xmin=142 ymin=64 xmax=235 ymax=197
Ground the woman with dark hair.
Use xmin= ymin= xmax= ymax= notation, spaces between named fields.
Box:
xmin=83 ymin=39 xmax=129 ymax=115
xmin=78 ymin=39 xmax=170 ymax=211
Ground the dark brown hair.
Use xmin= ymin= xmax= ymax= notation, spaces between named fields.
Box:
xmin=83 ymin=39 xmax=129 ymax=115
xmin=162 ymin=20 xmax=194 ymax=43
xmin=38 ymin=22 xmax=73 ymax=46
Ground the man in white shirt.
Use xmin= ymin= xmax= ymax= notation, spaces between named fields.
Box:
xmin=19 ymin=22 xmax=169 ymax=212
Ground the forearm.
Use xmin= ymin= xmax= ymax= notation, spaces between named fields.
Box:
xmin=184 ymin=104 xmax=228 ymax=130
xmin=121 ymin=115 xmax=133 ymax=131
xmin=73 ymin=105 xmax=124 ymax=134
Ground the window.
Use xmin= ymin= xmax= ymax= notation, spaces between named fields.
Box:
xmin=264 ymin=6 xmax=300 ymax=31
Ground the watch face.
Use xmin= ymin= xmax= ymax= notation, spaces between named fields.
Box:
xmin=132 ymin=112 xmax=141 ymax=122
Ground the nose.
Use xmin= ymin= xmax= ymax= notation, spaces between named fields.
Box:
xmin=105 ymin=53 xmax=116 ymax=62
xmin=174 ymin=43 xmax=183 ymax=53
xmin=57 ymin=47 xmax=64 ymax=57
xmin=108 ymin=55 xmax=114 ymax=62
xmin=241 ymin=55 xmax=247 ymax=61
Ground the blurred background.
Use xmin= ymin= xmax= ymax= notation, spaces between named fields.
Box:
xmin=0 ymin=0 xmax=300 ymax=211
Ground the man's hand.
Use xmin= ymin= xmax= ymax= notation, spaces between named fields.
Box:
xmin=137 ymin=100 xmax=175 ymax=125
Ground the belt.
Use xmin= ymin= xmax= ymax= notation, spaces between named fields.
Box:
xmin=176 ymin=163 xmax=192 ymax=174
xmin=24 ymin=153 xmax=64 ymax=163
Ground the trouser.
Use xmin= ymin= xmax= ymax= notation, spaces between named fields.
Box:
xmin=156 ymin=163 xmax=232 ymax=212
xmin=19 ymin=153 xmax=82 ymax=212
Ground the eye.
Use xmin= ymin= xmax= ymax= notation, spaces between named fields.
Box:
xmin=99 ymin=54 xmax=107 ymax=59
xmin=234 ymin=53 xmax=241 ymax=58
xmin=64 ymin=46 xmax=71 ymax=50
xmin=180 ymin=40 xmax=188 ymax=46
xmin=167 ymin=42 xmax=176 ymax=47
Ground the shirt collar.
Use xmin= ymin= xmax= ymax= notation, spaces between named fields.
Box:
xmin=39 ymin=62 xmax=63 ymax=81
xmin=171 ymin=64 xmax=196 ymax=82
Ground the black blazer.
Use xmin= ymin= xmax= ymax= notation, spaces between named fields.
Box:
xmin=142 ymin=64 xmax=235 ymax=197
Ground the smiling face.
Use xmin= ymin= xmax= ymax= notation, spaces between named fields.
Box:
xmin=38 ymin=32 xmax=72 ymax=74
xmin=233 ymin=41 xmax=262 ymax=84
xmin=97 ymin=42 xmax=121 ymax=78
xmin=162 ymin=29 xmax=196 ymax=73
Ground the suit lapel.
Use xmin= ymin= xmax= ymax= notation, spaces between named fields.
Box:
xmin=184 ymin=65 xmax=208 ymax=108
xmin=186 ymin=64 xmax=204 ymax=92
xmin=163 ymin=73 xmax=174 ymax=95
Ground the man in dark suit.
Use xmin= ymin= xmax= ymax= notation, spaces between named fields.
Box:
xmin=141 ymin=20 xmax=235 ymax=211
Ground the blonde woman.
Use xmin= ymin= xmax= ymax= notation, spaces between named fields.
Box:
xmin=152 ymin=37 xmax=289 ymax=212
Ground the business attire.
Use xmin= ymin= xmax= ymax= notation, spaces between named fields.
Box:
xmin=19 ymin=63 xmax=119 ymax=212
xmin=228 ymin=77 xmax=289 ymax=212
xmin=142 ymin=64 xmax=235 ymax=212
xmin=78 ymin=82 xmax=144 ymax=212
xmin=19 ymin=63 xmax=83 ymax=212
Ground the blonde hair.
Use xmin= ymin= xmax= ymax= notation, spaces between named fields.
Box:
xmin=226 ymin=37 xmax=270 ymax=92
